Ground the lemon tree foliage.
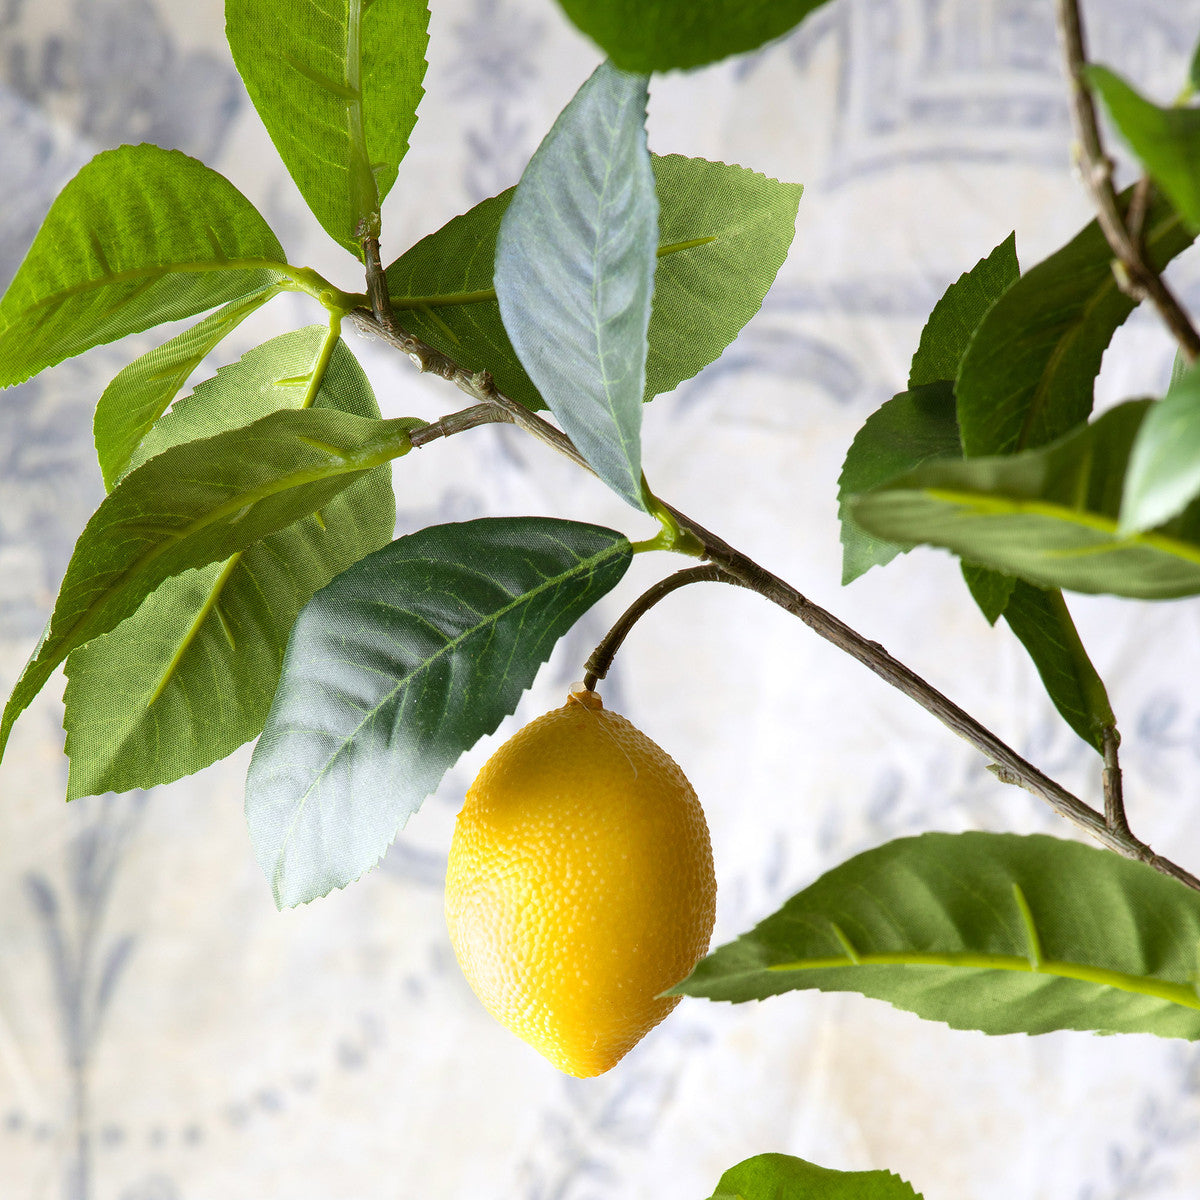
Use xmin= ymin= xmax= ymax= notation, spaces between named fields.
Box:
xmin=226 ymin=0 xmax=430 ymax=254
xmin=955 ymin=190 xmax=1194 ymax=459
xmin=495 ymin=61 xmax=657 ymax=511
xmin=0 ymin=407 xmax=419 ymax=762
xmin=839 ymin=236 xmax=1113 ymax=751
xmin=678 ymin=833 xmax=1200 ymax=1038
xmin=0 ymin=144 xmax=287 ymax=388
xmin=385 ymin=154 xmax=802 ymax=412
xmin=1088 ymin=66 xmax=1200 ymax=231
xmin=245 ymin=519 xmax=632 ymax=908
xmin=63 ymin=327 xmax=395 ymax=800
xmin=555 ymin=0 xmax=837 ymax=72
xmin=850 ymin=400 xmax=1200 ymax=599
xmin=707 ymin=1154 xmax=923 ymax=1200
xmin=6 ymin=0 xmax=1200 ymax=1185
xmin=1120 ymin=361 xmax=1200 ymax=533
xmin=93 ymin=284 xmax=283 ymax=488
xmin=446 ymin=692 xmax=714 ymax=1077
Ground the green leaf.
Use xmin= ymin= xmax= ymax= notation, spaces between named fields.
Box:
xmin=94 ymin=284 xmax=282 ymax=488
xmin=0 ymin=406 xmax=419 ymax=763
xmin=63 ymin=326 xmax=395 ymax=799
xmin=910 ymin=234 xmax=1021 ymax=620
xmin=555 ymin=0 xmax=835 ymax=72
xmin=955 ymin=190 xmax=1194 ymax=457
xmin=386 ymin=155 xmax=800 ymax=412
xmin=495 ymin=61 xmax=656 ymax=511
xmin=836 ymin=382 xmax=961 ymax=583
xmin=1001 ymin=581 xmax=1113 ymax=751
xmin=1120 ymin=362 xmax=1200 ymax=533
xmin=677 ymin=831 xmax=1200 ymax=1039
xmin=709 ymin=1154 xmax=923 ymax=1200
xmin=960 ymin=563 xmax=1015 ymax=625
xmin=1088 ymin=66 xmax=1200 ymax=231
xmin=226 ymin=0 xmax=430 ymax=254
xmin=1191 ymin=34 xmax=1200 ymax=96
xmin=0 ymin=144 xmax=287 ymax=388
xmin=850 ymin=400 xmax=1200 ymax=599
xmin=245 ymin=517 xmax=632 ymax=908
xmin=908 ymin=232 xmax=1019 ymax=389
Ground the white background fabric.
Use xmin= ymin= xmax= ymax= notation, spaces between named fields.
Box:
xmin=3 ymin=2 xmax=1200 ymax=1197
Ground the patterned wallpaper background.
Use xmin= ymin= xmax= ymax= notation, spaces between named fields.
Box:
xmin=3 ymin=2 xmax=1200 ymax=1198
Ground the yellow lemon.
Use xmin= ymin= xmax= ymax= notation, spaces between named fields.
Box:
xmin=445 ymin=688 xmax=716 ymax=1077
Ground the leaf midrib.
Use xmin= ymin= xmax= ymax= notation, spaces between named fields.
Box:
xmin=914 ymin=488 xmax=1200 ymax=569
xmin=8 ymin=256 xmax=294 ymax=325
xmin=764 ymin=949 xmax=1200 ymax=1012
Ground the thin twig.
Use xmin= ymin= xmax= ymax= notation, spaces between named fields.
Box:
xmin=351 ymin=306 xmax=1200 ymax=893
xmin=1055 ymin=0 xmax=1200 ymax=362
xmin=583 ymin=565 xmax=743 ymax=691
xmin=361 ymin=234 xmax=401 ymax=336
xmin=1103 ymin=726 xmax=1131 ymax=838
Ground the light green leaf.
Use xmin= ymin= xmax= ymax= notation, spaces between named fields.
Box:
xmin=226 ymin=0 xmax=430 ymax=254
xmin=386 ymin=154 xmax=800 ymax=412
xmin=677 ymin=832 xmax=1200 ymax=1039
xmin=245 ymin=518 xmax=631 ymax=907
xmin=1120 ymin=362 xmax=1200 ymax=533
xmin=955 ymin=190 xmax=1193 ymax=457
xmin=0 ymin=143 xmax=287 ymax=387
xmin=836 ymin=382 xmax=961 ymax=583
xmin=495 ymin=61 xmax=656 ymax=511
xmin=909 ymin=232 xmax=1019 ymax=389
xmin=0 ymin=406 xmax=419 ymax=763
xmin=1088 ymin=66 xmax=1200 ymax=231
xmin=94 ymin=284 xmax=282 ymax=488
xmin=850 ymin=400 xmax=1200 ymax=599
xmin=709 ymin=1154 xmax=922 ymax=1200
xmin=63 ymin=326 xmax=395 ymax=799
xmin=555 ymin=0 xmax=836 ymax=72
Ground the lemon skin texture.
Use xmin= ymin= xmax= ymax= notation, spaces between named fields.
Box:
xmin=444 ymin=691 xmax=716 ymax=1077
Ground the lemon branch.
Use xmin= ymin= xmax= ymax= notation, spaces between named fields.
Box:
xmin=1056 ymin=0 xmax=1200 ymax=362
xmin=348 ymin=304 xmax=1200 ymax=895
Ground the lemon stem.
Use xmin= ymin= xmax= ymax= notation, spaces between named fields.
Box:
xmin=582 ymin=565 xmax=745 ymax=693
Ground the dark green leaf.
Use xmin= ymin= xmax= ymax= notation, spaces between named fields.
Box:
xmin=1088 ymin=66 xmax=1200 ymax=230
xmin=63 ymin=326 xmax=395 ymax=799
xmin=0 ymin=144 xmax=287 ymax=388
xmin=226 ymin=0 xmax=430 ymax=254
xmin=960 ymin=563 xmax=1015 ymax=625
xmin=555 ymin=0 xmax=835 ymax=72
xmin=908 ymin=233 xmax=1019 ymax=389
xmin=1191 ymin=34 xmax=1200 ymax=95
xmin=836 ymin=382 xmax=961 ymax=583
xmin=910 ymin=234 xmax=1020 ymax=620
xmin=245 ymin=518 xmax=632 ymax=908
xmin=677 ymin=832 xmax=1200 ymax=1039
xmin=386 ymin=155 xmax=801 ymax=412
xmin=850 ymin=400 xmax=1200 ymax=598
xmin=94 ymin=284 xmax=282 ymax=488
xmin=955 ymin=190 xmax=1193 ymax=457
xmin=1001 ymin=581 xmax=1113 ymax=751
xmin=709 ymin=1154 xmax=922 ymax=1200
xmin=1120 ymin=362 xmax=1200 ymax=533
xmin=0 ymin=406 xmax=419 ymax=762
xmin=495 ymin=61 xmax=656 ymax=510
